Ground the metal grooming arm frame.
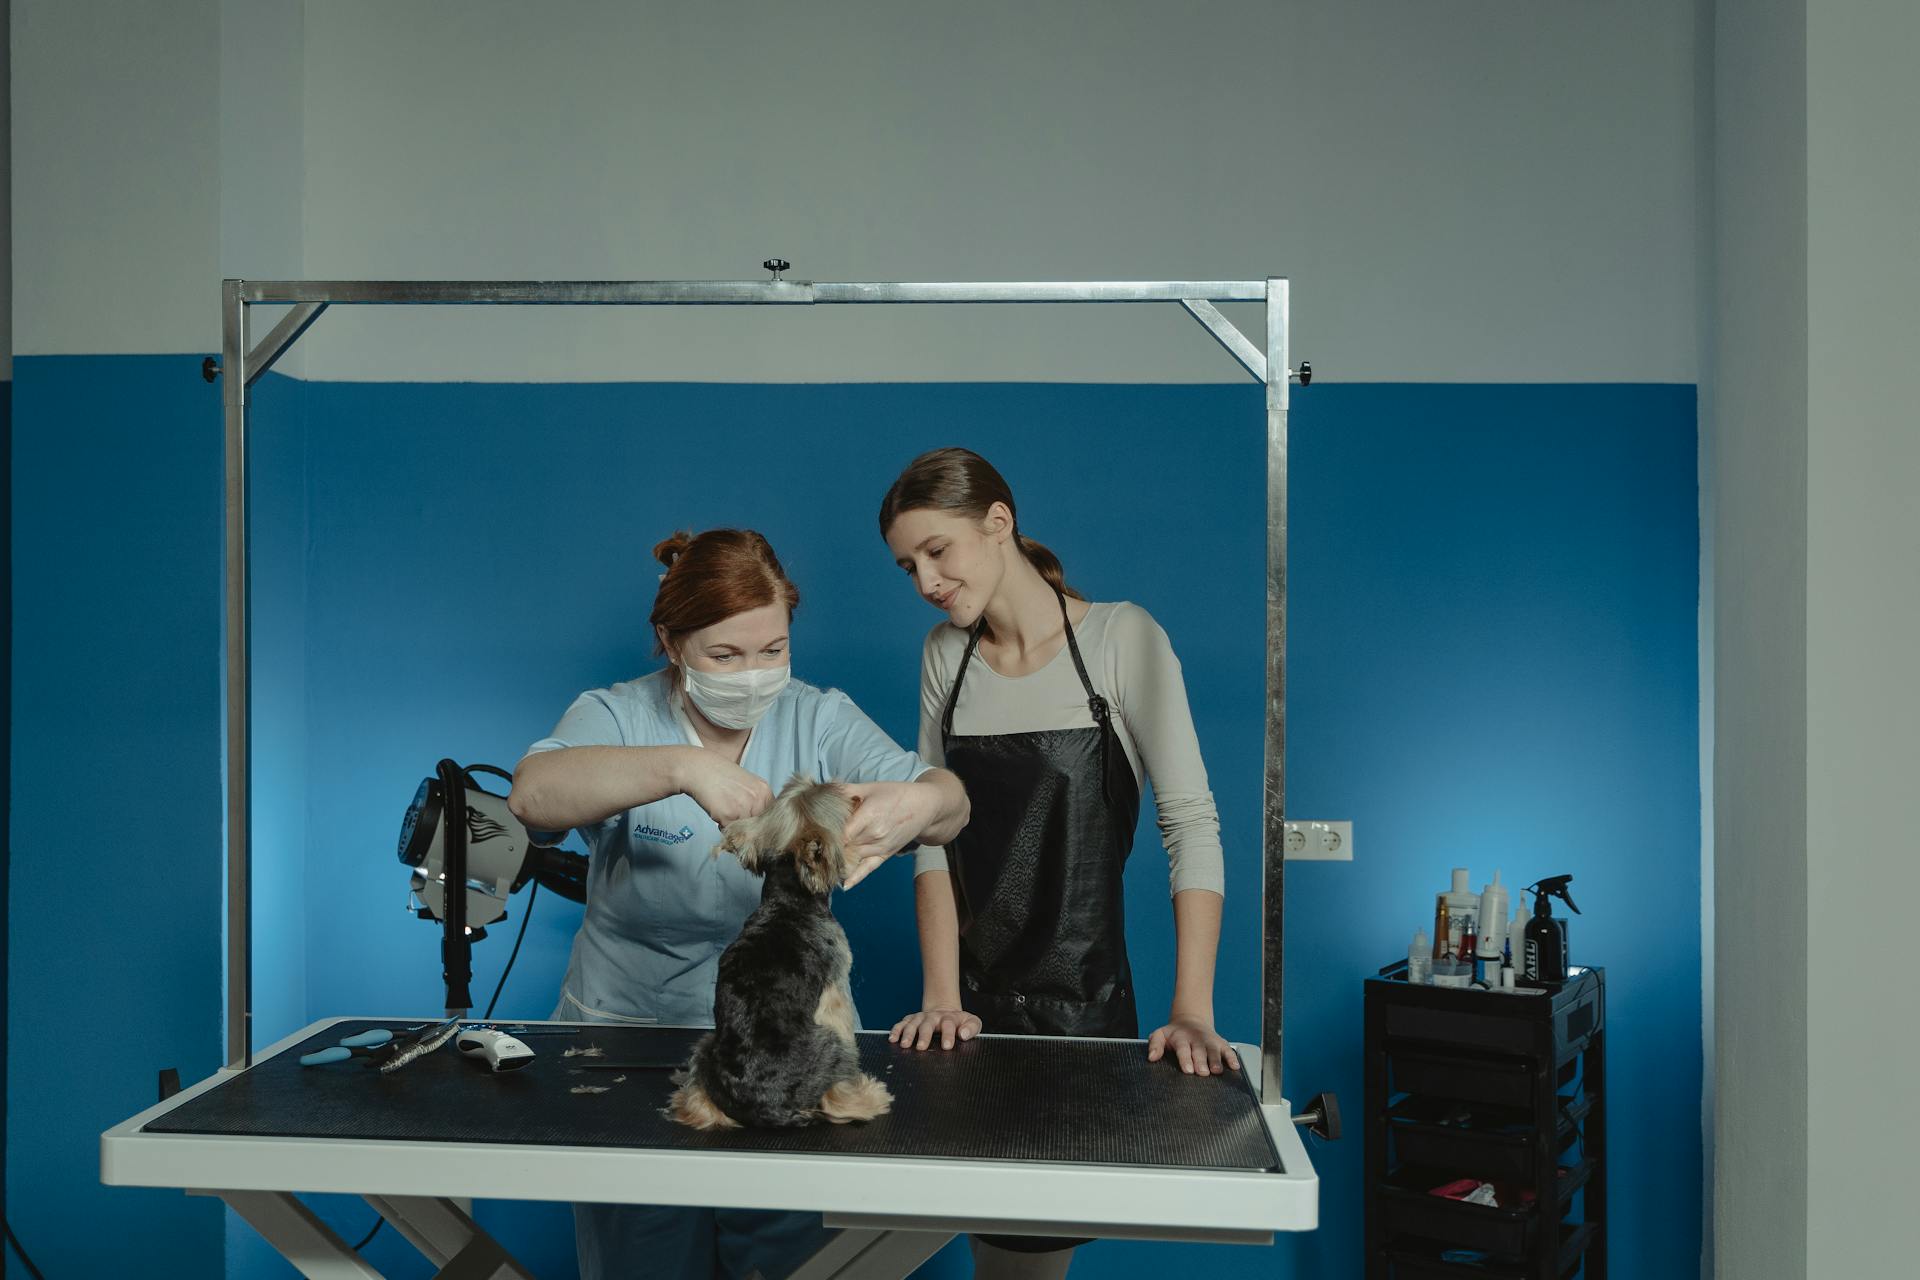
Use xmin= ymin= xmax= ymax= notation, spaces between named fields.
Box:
xmin=209 ymin=273 xmax=1306 ymax=1105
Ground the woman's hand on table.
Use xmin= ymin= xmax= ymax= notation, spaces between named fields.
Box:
xmin=1146 ymin=1015 xmax=1241 ymax=1076
xmin=675 ymin=750 xmax=775 ymax=828
xmin=838 ymin=780 xmax=935 ymax=888
xmin=889 ymin=1006 xmax=982 ymax=1050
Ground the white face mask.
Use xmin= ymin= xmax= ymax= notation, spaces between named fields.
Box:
xmin=680 ymin=663 xmax=790 ymax=730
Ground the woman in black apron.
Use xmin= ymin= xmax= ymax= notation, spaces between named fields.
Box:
xmin=877 ymin=448 xmax=1238 ymax=1277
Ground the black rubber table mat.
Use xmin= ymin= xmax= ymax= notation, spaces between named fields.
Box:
xmin=147 ymin=1022 xmax=1281 ymax=1172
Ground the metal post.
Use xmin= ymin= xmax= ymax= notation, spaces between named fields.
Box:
xmin=1261 ymin=278 xmax=1290 ymax=1103
xmin=222 ymin=280 xmax=253 ymax=1070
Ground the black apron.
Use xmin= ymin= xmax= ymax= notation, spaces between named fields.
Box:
xmin=939 ymin=591 xmax=1142 ymax=1040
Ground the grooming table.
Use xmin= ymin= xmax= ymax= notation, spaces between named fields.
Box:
xmin=102 ymin=1018 xmax=1318 ymax=1279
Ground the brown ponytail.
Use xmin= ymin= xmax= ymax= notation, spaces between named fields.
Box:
xmin=1015 ymin=535 xmax=1075 ymax=600
xmin=649 ymin=528 xmax=801 ymax=654
xmin=878 ymin=447 xmax=1083 ymax=600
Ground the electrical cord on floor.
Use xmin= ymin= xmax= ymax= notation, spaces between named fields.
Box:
xmin=6 ymin=1219 xmax=49 ymax=1280
xmin=483 ymin=877 xmax=540 ymax=1020
xmin=352 ymin=1217 xmax=383 ymax=1252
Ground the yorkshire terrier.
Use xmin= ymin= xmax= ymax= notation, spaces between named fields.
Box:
xmin=668 ymin=775 xmax=893 ymax=1130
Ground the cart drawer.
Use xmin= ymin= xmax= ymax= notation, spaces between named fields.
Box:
xmin=1393 ymin=1124 xmax=1564 ymax=1184
xmin=1380 ymin=1187 xmax=1539 ymax=1256
xmin=1390 ymin=1050 xmax=1536 ymax=1108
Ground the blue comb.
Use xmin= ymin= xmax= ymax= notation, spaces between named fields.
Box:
xmin=299 ymin=1028 xmax=395 ymax=1067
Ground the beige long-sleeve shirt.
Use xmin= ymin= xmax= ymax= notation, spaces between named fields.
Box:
xmin=913 ymin=600 xmax=1226 ymax=897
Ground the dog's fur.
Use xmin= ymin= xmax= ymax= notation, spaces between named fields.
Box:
xmin=667 ymin=775 xmax=893 ymax=1130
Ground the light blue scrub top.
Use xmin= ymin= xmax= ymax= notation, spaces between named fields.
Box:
xmin=523 ymin=669 xmax=929 ymax=1028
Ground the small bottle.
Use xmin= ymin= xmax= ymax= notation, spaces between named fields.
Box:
xmin=1408 ymin=929 xmax=1432 ymax=984
xmin=1475 ymin=871 xmax=1508 ymax=969
xmin=1432 ymin=894 xmax=1451 ymax=962
xmin=1433 ymin=925 xmax=1472 ymax=988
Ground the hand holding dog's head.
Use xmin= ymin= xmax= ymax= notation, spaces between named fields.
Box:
xmin=718 ymin=775 xmax=858 ymax=895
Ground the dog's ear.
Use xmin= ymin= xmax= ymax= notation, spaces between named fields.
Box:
xmin=793 ymin=827 xmax=838 ymax=896
xmin=791 ymin=781 xmax=857 ymax=895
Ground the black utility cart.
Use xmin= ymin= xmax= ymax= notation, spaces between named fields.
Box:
xmin=1364 ymin=965 xmax=1606 ymax=1279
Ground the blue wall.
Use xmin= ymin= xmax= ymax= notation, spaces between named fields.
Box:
xmin=7 ymin=356 xmax=228 ymax=1278
xmin=8 ymin=369 xmax=1699 ymax=1278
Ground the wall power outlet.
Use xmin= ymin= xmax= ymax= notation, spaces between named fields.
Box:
xmin=1282 ymin=819 xmax=1353 ymax=861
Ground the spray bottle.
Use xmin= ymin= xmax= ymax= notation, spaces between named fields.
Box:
xmin=1521 ymin=875 xmax=1581 ymax=986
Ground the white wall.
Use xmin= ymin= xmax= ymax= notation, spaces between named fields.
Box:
xmin=1711 ymin=0 xmax=1808 ymax=1273
xmin=220 ymin=0 xmax=302 ymax=281
xmin=3 ymin=0 xmax=12 ymax=380
xmin=9 ymin=0 xmax=303 ymax=362
xmin=1715 ymin=1 xmax=1920 ymax=1276
xmin=219 ymin=0 xmax=306 ymax=371
xmin=1804 ymin=0 xmax=1920 ymax=1271
xmin=14 ymin=0 xmax=1701 ymax=385
xmin=9 ymin=0 xmax=222 ymax=355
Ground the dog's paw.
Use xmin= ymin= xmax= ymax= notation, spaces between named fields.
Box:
xmin=667 ymin=1079 xmax=741 ymax=1131
xmin=817 ymin=1073 xmax=893 ymax=1124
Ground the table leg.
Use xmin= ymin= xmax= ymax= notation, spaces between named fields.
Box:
xmin=212 ymin=1190 xmax=385 ymax=1279
xmin=363 ymin=1195 xmax=535 ymax=1279
xmin=787 ymin=1226 xmax=955 ymax=1280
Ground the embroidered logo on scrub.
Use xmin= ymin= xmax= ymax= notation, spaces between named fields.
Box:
xmin=633 ymin=823 xmax=697 ymax=847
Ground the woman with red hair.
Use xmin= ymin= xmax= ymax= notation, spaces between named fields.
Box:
xmin=509 ymin=527 xmax=968 ymax=1280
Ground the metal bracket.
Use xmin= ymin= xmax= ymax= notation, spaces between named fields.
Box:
xmin=200 ymin=302 xmax=329 ymax=386
xmin=245 ymin=302 xmax=329 ymax=388
xmin=1180 ymin=300 xmax=1313 ymax=386
xmin=1181 ymin=298 xmax=1267 ymax=381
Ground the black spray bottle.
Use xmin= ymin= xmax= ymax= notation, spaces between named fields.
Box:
xmin=1521 ymin=875 xmax=1581 ymax=987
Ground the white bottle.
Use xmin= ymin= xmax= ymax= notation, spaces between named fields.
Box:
xmin=1442 ymin=868 xmax=1479 ymax=954
xmin=1508 ymin=894 xmax=1532 ymax=967
xmin=1408 ymin=929 xmax=1432 ymax=984
xmin=1476 ymin=871 xmax=1509 ymax=966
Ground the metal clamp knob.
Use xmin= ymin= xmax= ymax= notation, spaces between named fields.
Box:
xmin=1289 ymin=1089 xmax=1342 ymax=1140
xmin=202 ymin=356 xmax=222 ymax=383
xmin=763 ymin=258 xmax=791 ymax=281
xmin=1291 ymin=361 xmax=1313 ymax=386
